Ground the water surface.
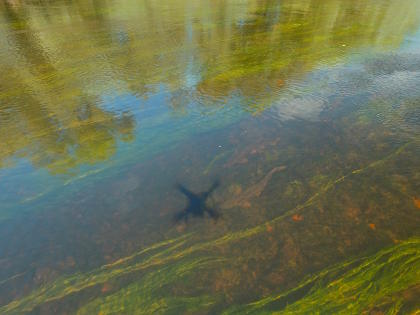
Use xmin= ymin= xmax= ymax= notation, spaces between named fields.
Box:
xmin=0 ymin=0 xmax=420 ymax=313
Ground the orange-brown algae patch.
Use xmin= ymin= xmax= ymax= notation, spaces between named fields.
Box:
xmin=176 ymin=223 xmax=187 ymax=233
xmin=242 ymin=201 xmax=252 ymax=208
xmin=345 ymin=207 xmax=361 ymax=221
xmin=229 ymin=184 xmax=242 ymax=195
xmin=413 ymin=197 xmax=420 ymax=209
xmin=292 ymin=214 xmax=304 ymax=222
xmin=101 ymin=282 xmax=112 ymax=293
xmin=267 ymin=272 xmax=284 ymax=285
xmin=277 ymin=79 xmax=285 ymax=87
xmin=368 ymin=223 xmax=376 ymax=230
xmin=59 ymin=256 xmax=76 ymax=268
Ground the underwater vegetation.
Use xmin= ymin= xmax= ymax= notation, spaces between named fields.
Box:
xmin=1 ymin=126 xmax=419 ymax=314
xmin=1 ymin=101 xmax=419 ymax=313
xmin=1 ymin=108 xmax=419 ymax=313
xmin=76 ymin=257 xmax=222 ymax=315
xmin=224 ymin=238 xmax=420 ymax=314
xmin=1 ymin=235 xmax=418 ymax=314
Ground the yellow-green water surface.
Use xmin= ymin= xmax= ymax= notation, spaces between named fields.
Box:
xmin=0 ymin=0 xmax=420 ymax=313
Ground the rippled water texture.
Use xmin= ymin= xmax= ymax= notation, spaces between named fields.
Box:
xmin=0 ymin=0 xmax=420 ymax=314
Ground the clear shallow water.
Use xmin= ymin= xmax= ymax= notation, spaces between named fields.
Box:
xmin=0 ymin=0 xmax=420 ymax=313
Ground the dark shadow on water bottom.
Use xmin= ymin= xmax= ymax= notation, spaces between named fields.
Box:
xmin=173 ymin=180 xmax=221 ymax=223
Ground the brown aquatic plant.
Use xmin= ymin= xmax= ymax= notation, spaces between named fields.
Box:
xmin=292 ymin=214 xmax=304 ymax=222
xmin=368 ymin=223 xmax=376 ymax=230
xmin=101 ymin=283 xmax=112 ymax=293
xmin=413 ymin=197 xmax=420 ymax=209
xmin=222 ymin=166 xmax=286 ymax=209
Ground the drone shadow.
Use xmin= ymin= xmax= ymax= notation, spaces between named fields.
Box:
xmin=173 ymin=180 xmax=220 ymax=223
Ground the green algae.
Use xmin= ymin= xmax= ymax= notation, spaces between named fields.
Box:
xmin=77 ymin=258 xmax=221 ymax=315
xmin=0 ymin=234 xmax=194 ymax=314
xmin=203 ymin=151 xmax=229 ymax=175
xmin=4 ymin=234 xmax=418 ymax=314
xmin=224 ymin=238 xmax=420 ymax=314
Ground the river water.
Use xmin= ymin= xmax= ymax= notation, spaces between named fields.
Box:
xmin=0 ymin=0 xmax=419 ymax=314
